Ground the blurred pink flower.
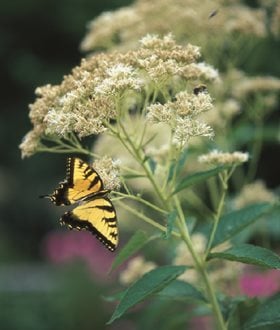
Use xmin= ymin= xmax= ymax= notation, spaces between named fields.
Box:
xmin=42 ymin=230 xmax=116 ymax=280
xmin=189 ymin=315 xmax=213 ymax=330
xmin=240 ymin=269 xmax=280 ymax=297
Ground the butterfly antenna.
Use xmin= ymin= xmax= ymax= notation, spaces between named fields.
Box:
xmin=39 ymin=194 xmax=51 ymax=199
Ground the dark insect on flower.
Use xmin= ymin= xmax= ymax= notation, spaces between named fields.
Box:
xmin=208 ymin=9 xmax=219 ymax=19
xmin=193 ymin=84 xmax=208 ymax=95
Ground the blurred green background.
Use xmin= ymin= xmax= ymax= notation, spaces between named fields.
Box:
xmin=0 ymin=1 xmax=133 ymax=329
xmin=0 ymin=0 xmax=279 ymax=329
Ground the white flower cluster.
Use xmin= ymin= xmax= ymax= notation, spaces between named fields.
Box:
xmin=199 ymin=150 xmax=249 ymax=165
xmin=147 ymin=90 xmax=214 ymax=146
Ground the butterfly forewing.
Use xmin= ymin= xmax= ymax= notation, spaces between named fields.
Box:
xmin=49 ymin=157 xmax=104 ymax=205
xmin=42 ymin=157 xmax=119 ymax=251
xmin=60 ymin=197 xmax=118 ymax=251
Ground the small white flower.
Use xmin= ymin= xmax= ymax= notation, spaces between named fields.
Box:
xmin=198 ymin=150 xmax=249 ymax=165
xmin=95 ymin=64 xmax=143 ymax=95
xmin=173 ymin=117 xmax=214 ymax=146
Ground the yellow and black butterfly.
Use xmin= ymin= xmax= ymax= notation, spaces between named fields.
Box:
xmin=41 ymin=157 xmax=118 ymax=251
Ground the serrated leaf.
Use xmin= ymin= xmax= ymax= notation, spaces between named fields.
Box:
xmin=158 ymin=279 xmax=206 ymax=302
xmin=209 ymin=244 xmax=280 ymax=269
xmin=172 ymin=166 xmax=227 ymax=195
xmin=110 ymin=231 xmax=152 ymax=272
xmin=210 ymin=203 xmax=274 ymax=248
xmin=107 ymin=265 xmax=187 ymax=324
xmin=243 ymin=294 xmax=280 ymax=329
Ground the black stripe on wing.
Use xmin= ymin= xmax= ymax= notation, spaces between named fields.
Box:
xmin=60 ymin=206 xmax=118 ymax=252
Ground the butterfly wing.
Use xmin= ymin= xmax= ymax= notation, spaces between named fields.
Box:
xmin=47 ymin=157 xmax=105 ymax=205
xmin=60 ymin=197 xmax=118 ymax=251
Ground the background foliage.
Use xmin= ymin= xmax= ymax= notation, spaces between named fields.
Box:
xmin=0 ymin=1 xmax=132 ymax=329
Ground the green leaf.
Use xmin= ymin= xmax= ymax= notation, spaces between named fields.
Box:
xmin=168 ymin=148 xmax=188 ymax=182
xmin=209 ymin=244 xmax=280 ymax=269
xmin=162 ymin=210 xmax=177 ymax=239
xmin=102 ymin=291 xmax=125 ymax=302
xmin=107 ymin=265 xmax=187 ymax=324
xmin=244 ymin=294 xmax=280 ymax=329
xmin=172 ymin=166 xmax=228 ymax=195
xmin=157 ymin=279 xmax=206 ymax=302
xmin=226 ymin=297 xmax=260 ymax=330
xmin=177 ymin=148 xmax=189 ymax=172
xmin=210 ymin=203 xmax=274 ymax=248
xmin=110 ymin=231 xmax=152 ymax=272
xmin=231 ymin=123 xmax=280 ymax=144
xmin=147 ymin=157 xmax=157 ymax=173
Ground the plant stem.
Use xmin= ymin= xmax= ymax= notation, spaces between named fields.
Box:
xmin=204 ymin=172 xmax=228 ymax=258
xmin=114 ymin=191 xmax=168 ymax=215
xmin=174 ymin=196 xmax=226 ymax=330
xmin=247 ymin=120 xmax=263 ymax=182
xmin=112 ymin=120 xmax=167 ymax=207
xmin=199 ymin=268 xmax=227 ymax=330
xmin=37 ymin=146 xmax=91 ymax=155
xmin=118 ymin=201 xmax=180 ymax=238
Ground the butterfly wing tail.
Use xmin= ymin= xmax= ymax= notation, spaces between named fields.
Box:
xmin=60 ymin=207 xmax=118 ymax=252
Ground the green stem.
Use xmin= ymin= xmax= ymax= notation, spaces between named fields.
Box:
xmin=174 ymin=196 xmax=226 ymax=330
xmin=118 ymin=201 xmax=180 ymax=238
xmin=111 ymin=120 xmax=167 ymax=206
xmin=39 ymin=134 xmax=93 ymax=157
xmin=37 ymin=146 xmax=91 ymax=155
xmin=247 ymin=120 xmax=263 ymax=182
xmin=205 ymin=171 xmax=229 ymax=258
xmin=199 ymin=268 xmax=227 ymax=330
xmin=114 ymin=191 xmax=168 ymax=215
xmin=207 ymin=177 xmax=220 ymax=211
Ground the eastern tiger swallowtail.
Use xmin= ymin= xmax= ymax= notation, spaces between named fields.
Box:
xmin=41 ymin=157 xmax=118 ymax=251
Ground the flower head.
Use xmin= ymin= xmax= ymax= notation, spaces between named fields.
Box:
xmin=19 ymin=125 xmax=44 ymax=158
xmin=233 ymin=76 xmax=280 ymax=99
xmin=174 ymin=233 xmax=207 ymax=267
xmin=20 ymin=34 xmax=216 ymax=158
xmin=92 ymin=156 xmax=121 ymax=191
xmin=94 ymin=64 xmax=143 ymax=95
xmin=234 ymin=180 xmax=277 ymax=209
xmin=198 ymin=150 xmax=249 ymax=166
xmin=80 ymin=0 xmax=268 ymax=52
xmin=147 ymin=90 xmax=214 ymax=146
xmin=173 ymin=117 xmax=214 ymax=146
xmin=240 ymin=268 xmax=280 ymax=297
xmin=173 ymin=233 xmax=207 ymax=284
xmin=119 ymin=256 xmax=157 ymax=285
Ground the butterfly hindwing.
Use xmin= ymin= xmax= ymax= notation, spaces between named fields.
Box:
xmin=60 ymin=197 xmax=118 ymax=251
xmin=48 ymin=157 xmax=104 ymax=205
xmin=42 ymin=157 xmax=119 ymax=251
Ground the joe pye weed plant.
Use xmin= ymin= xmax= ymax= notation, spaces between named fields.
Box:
xmin=20 ymin=34 xmax=280 ymax=329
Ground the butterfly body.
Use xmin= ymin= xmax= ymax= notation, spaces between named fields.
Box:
xmin=41 ymin=157 xmax=118 ymax=251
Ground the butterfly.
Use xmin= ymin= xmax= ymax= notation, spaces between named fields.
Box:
xmin=41 ymin=157 xmax=118 ymax=251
